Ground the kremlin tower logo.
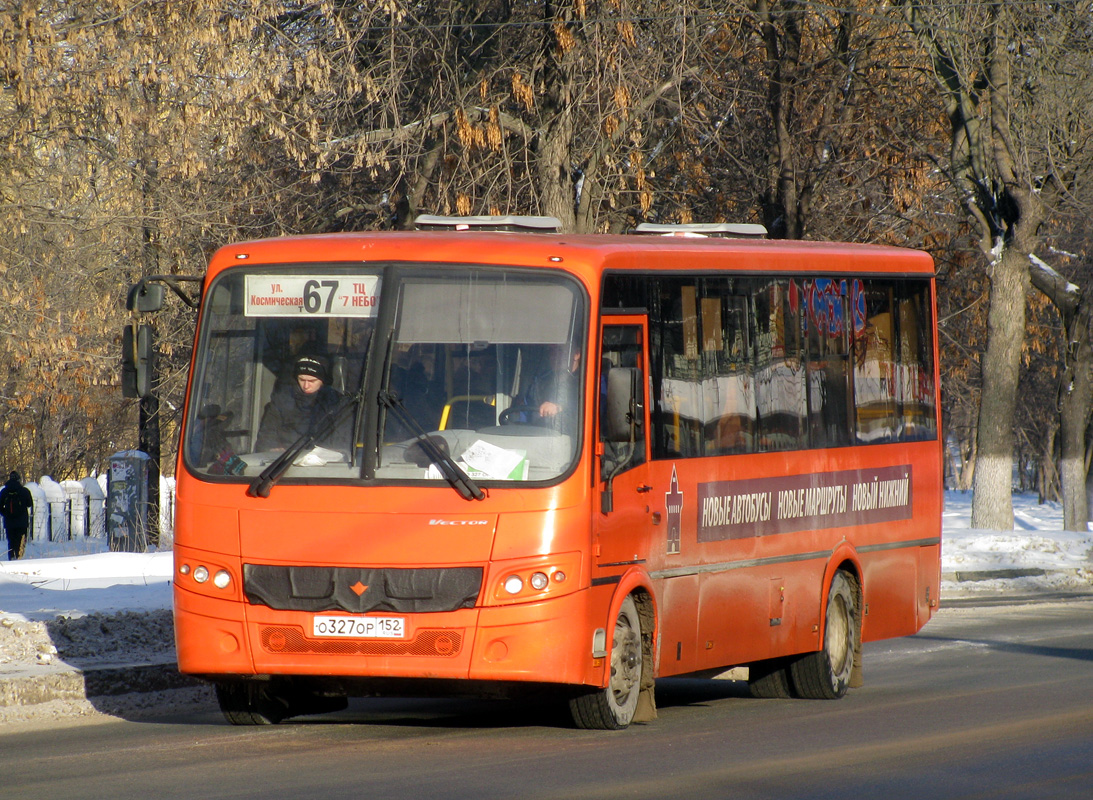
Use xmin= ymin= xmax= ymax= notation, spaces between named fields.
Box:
xmin=665 ymin=466 xmax=683 ymax=554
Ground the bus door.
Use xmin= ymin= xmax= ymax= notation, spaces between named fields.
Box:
xmin=593 ymin=316 xmax=654 ymax=580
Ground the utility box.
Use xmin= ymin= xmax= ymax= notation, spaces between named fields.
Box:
xmin=107 ymin=451 xmax=151 ymax=552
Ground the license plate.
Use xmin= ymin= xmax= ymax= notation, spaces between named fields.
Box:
xmin=312 ymin=616 xmax=405 ymax=639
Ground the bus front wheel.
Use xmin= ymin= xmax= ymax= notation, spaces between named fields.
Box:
xmin=569 ymin=595 xmax=644 ymax=730
xmin=790 ymin=571 xmax=859 ymax=700
xmin=215 ymin=680 xmax=289 ymax=725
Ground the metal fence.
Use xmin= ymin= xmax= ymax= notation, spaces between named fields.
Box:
xmin=15 ymin=474 xmax=176 ymax=551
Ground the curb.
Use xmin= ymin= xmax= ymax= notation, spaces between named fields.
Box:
xmin=0 ymin=661 xmax=202 ymax=710
xmin=941 ymin=568 xmax=1093 ymax=607
xmin=942 ymin=568 xmax=1049 ymax=582
xmin=941 ymin=590 xmax=1093 ymax=608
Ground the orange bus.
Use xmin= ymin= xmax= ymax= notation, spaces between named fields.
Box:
xmin=159 ymin=216 xmax=941 ymax=729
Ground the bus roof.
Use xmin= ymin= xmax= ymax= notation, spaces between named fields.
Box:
xmin=207 ymin=230 xmax=936 ymax=282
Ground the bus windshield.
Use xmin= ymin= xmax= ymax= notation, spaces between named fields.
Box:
xmin=184 ymin=265 xmax=586 ymax=485
xmin=376 ymin=271 xmax=585 ymax=484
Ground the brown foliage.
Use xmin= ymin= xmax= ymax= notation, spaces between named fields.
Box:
xmin=0 ymin=0 xmax=1090 ymax=500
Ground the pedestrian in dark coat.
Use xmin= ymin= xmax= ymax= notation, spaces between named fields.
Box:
xmin=0 ymin=471 xmax=33 ymax=560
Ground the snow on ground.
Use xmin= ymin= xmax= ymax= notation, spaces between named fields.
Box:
xmin=0 ymin=549 xmax=172 ymax=622
xmin=940 ymin=491 xmax=1093 ymax=598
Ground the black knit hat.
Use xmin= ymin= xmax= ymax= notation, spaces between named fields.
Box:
xmin=293 ymin=355 xmax=329 ymax=383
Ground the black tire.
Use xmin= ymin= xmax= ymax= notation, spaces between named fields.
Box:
xmin=215 ymin=680 xmax=290 ymax=725
xmin=748 ymin=657 xmax=794 ymax=699
xmin=569 ymin=595 xmax=644 ymax=729
xmin=790 ymin=571 xmax=859 ymax=700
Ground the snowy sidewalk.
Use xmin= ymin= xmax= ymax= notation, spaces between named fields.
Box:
xmin=941 ymin=492 xmax=1093 ymax=603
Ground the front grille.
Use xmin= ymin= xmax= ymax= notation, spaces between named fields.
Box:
xmin=244 ymin=564 xmax=482 ymax=614
xmin=260 ymin=625 xmax=464 ymax=657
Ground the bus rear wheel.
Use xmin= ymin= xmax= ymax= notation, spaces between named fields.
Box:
xmin=790 ymin=571 xmax=859 ymax=700
xmin=569 ymin=595 xmax=643 ymax=730
xmin=748 ymin=657 xmax=794 ymax=699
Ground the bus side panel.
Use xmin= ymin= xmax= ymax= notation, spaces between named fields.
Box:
xmin=860 ymin=444 xmax=942 ymax=642
xmin=918 ymin=542 xmax=941 ymax=624
xmin=859 ymin=548 xmax=920 ymax=642
xmin=693 ymin=568 xmax=784 ymax=673
xmin=652 ymin=575 xmax=700 ymax=676
xmin=636 ymin=440 xmax=940 ymax=673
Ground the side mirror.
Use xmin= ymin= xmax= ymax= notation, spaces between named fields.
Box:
xmin=604 ymin=367 xmax=641 ymax=442
xmin=121 ymin=324 xmax=155 ymax=398
xmin=127 ymin=282 xmax=166 ymax=313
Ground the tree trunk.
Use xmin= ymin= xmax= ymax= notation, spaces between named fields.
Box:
xmin=757 ymin=0 xmax=802 ymax=239
xmin=1039 ymin=419 xmax=1059 ymax=504
xmin=970 ymin=244 xmax=1029 ymax=530
xmin=535 ymin=2 xmax=578 ymax=232
xmin=959 ymin=434 xmax=976 ymax=491
xmin=1059 ymin=305 xmax=1093 ymax=531
xmin=536 ymin=116 xmax=576 ymax=231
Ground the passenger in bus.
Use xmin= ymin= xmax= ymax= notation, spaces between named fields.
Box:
xmin=255 ymin=354 xmax=346 ymax=452
xmin=522 ymin=345 xmax=581 ymax=434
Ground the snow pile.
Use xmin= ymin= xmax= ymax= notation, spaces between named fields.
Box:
xmin=0 ymin=548 xmax=172 ymax=622
xmin=0 ymin=546 xmax=180 ymax=724
xmin=941 ymin=492 xmax=1093 ymax=598
xmin=0 ymin=611 xmax=175 ymax=675
xmin=0 ymin=616 xmax=57 ymax=668
xmin=46 ymin=609 xmax=176 ymax=665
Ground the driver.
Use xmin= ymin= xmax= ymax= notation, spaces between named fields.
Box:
xmin=521 ymin=345 xmax=580 ymax=434
xmin=256 ymin=354 xmax=344 ymax=451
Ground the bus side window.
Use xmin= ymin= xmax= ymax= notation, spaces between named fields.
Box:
xmin=600 ymin=324 xmax=647 ymax=477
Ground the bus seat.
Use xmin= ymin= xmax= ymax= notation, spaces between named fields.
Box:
xmin=440 ymin=395 xmax=497 ymax=430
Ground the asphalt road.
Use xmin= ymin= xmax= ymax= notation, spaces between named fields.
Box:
xmin=3 ymin=600 xmax=1093 ymax=800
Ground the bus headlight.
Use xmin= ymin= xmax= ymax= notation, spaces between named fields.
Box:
xmin=177 ymin=555 xmax=236 ymax=596
xmin=487 ymin=552 xmax=582 ymax=605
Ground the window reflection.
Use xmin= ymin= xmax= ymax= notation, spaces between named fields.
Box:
xmin=602 ymin=274 xmax=937 ymax=459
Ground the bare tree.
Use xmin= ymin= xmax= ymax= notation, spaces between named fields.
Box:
xmin=899 ymin=1 xmax=1093 ymax=530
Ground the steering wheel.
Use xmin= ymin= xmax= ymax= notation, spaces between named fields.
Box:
xmin=499 ymin=404 xmax=541 ymax=425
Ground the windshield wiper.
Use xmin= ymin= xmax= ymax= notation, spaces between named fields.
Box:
xmin=248 ymin=392 xmax=362 ymax=498
xmin=379 ymin=390 xmax=485 ymax=501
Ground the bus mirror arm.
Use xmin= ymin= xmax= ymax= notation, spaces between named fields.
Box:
xmin=247 ymin=392 xmax=362 ymax=498
xmin=379 ymin=391 xmax=485 ymax=501
xmin=600 ymin=439 xmax=636 ymax=515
